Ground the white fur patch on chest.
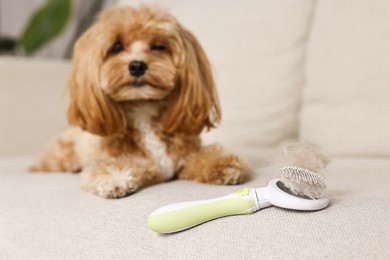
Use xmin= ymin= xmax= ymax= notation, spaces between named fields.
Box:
xmin=132 ymin=106 xmax=174 ymax=180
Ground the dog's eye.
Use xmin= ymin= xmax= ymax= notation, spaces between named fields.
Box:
xmin=151 ymin=44 xmax=166 ymax=51
xmin=111 ymin=41 xmax=124 ymax=53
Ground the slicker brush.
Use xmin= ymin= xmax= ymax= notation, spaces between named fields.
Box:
xmin=148 ymin=142 xmax=331 ymax=233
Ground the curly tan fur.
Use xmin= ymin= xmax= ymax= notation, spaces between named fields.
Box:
xmin=30 ymin=6 xmax=251 ymax=198
xmin=179 ymin=144 xmax=252 ymax=184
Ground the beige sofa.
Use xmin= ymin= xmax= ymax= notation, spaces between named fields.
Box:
xmin=1 ymin=0 xmax=389 ymax=259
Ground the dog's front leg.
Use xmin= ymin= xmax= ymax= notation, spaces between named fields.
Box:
xmin=80 ymin=156 xmax=163 ymax=198
xmin=178 ymin=144 xmax=253 ymax=185
xmin=29 ymin=127 xmax=82 ymax=173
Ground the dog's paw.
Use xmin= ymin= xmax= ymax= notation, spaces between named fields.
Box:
xmin=179 ymin=145 xmax=253 ymax=185
xmin=92 ymin=170 xmax=138 ymax=199
xmin=215 ymin=165 xmax=245 ymax=185
xmin=211 ymin=155 xmax=252 ymax=185
xmin=80 ymin=163 xmax=139 ymax=199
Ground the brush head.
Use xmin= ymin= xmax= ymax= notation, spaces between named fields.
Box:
xmin=280 ymin=166 xmax=327 ymax=199
xmin=263 ymin=179 xmax=330 ymax=211
xmin=273 ymin=142 xmax=330 ymax=199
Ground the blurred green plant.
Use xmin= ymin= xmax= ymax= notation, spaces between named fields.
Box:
xmin=0 ymin=0 xmax=72 ymax=55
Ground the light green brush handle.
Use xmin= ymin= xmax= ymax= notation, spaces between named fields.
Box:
xmin=148 ymin=188 xmax=259 ymax=233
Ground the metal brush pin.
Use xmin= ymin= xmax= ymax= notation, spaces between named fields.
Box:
xmin=279 ymin=166 xmax=327 ymax=199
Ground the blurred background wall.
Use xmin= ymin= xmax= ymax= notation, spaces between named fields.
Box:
xmin=0 ymin=0 xmax=116 ymax=59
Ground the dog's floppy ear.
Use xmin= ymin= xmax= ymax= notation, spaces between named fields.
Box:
xmin=67 ymin=25 xmax=126 ymax=136
xmin=164 ymin=28 xmax=221 ymax=135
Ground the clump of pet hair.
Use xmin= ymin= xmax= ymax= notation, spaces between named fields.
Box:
xmin=274 ymin=141 xmax=329 ymax=173
xmin=273 ymin=141 xmax=330 ymax=199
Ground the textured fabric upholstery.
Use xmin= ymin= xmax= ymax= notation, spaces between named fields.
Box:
xmin=1 ymin=158 xmax=389 ymax=259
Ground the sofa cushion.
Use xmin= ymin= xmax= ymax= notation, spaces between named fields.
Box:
xmin=0 ymin=157 xmax=389 ymax=258
xmin=300 ymin=0 xmax=390 ymax=157
xmin=119 ymin=0 xmax=315 ymax=166
xmin=0 ymin=57 xmax=70 ymax=157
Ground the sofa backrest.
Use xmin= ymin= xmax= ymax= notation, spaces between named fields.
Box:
xmin=1 ymin=0 xmax=316 ymax=167
xmin=2 ymin=0 xmax=389 ymax=164
xmin=300 ymin=0 xmax=390 ymax=158
xmin=0 ymin=57 xmax=70 ymax=157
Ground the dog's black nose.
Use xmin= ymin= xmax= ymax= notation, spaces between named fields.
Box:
xmin=129 ymin=61 xmax=148 ymax=77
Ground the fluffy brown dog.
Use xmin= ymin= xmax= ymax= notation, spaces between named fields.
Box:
xmin=30 ymin=6 xmax=251 ymax=198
